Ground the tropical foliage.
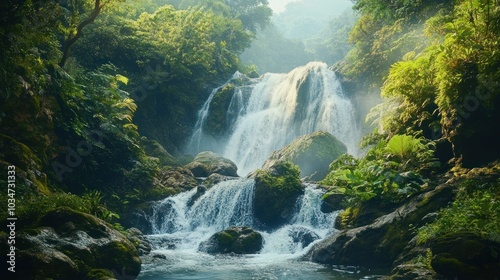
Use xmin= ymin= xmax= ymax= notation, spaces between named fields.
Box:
xmin=322 ymin=134 xmax=439 ymax=205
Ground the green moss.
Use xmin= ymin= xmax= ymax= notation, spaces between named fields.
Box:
xmin=206 ymin=83 xmax=235 ymax=137
xmin=87 ymin=269 xmax=115 ymax=280
xmin=264 ymin=131 xmax=347 ymax=180
xmin=337 ymin=207 xmax=360 ymax=229
xmin=216 ymin=232 xmax=235 ymax=246
xmin=417 ymin=186 xmax=500 ymax=244
xmin=140 ymin=138 xmax=177 ymax=166
xmin=254 ymin=161 xmax=304 ymax=227
xmin=0 ymin=134 xmax=50 ymax=196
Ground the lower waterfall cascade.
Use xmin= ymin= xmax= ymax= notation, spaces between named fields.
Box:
xmin=187 ymin=62 xmax=362 ymax=176
xmin=138 ymin=179 xmax=365 ymax=279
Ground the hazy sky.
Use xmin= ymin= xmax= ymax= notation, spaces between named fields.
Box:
xmin=268 ymin=0 xmax=298 ymax=13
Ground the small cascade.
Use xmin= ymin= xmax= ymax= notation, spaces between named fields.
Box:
xmin=149 ymin=179 xmax=254 ymax=234
xmin=187 ymin=62 xmax=361 ymax=176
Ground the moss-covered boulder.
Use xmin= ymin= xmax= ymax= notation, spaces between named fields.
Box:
xmin=253 ymin=161 xmax=305 ymax=229
xmin=153 ymin=166 xmax=198 ymax=195
xmin=2 ymin=207 xmax=141 ymax=279
xmin=185 ymin=151 xmax=238 ymax=177
xmin=125 ymin=228 xmax=152 ymax=256
xmin=262 ymin=131 xmax=347 ymax=181
xmin=304 ymin=183 xmax=455 ymax=269
xmin=0 ymin=133 xmax=50 ymax=195
xmin=206 ymin=83 xmax=236 ymax=137
xmin=430 ymin=233 xmax=500 ymax=280
xmin=198 ymin=226 xmax=263 ymax=254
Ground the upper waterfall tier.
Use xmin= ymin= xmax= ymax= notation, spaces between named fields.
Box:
xmin=188 ymin=62 xmax=360 ymax=176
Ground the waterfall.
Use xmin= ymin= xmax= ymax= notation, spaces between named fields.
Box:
xmin=147 ymin=180 xmax=337 ymax=256
xmin=187 ymin=62 xmax=360 ymax=176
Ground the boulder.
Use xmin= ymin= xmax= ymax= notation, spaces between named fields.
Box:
xmin=304 ymin=183 xmax=455 ymax=269
xmin=253 ymin=161 xmax=305 ymax=229
xmin=262 ymin=131 xmax=347 ymax=181
xmin=290 ymin=226 xmax=321 ymax=248
xmin=185 ymin=151 xmax=238 ymax=177
xmin=202 ymin=173 xmax=238 ymax=188
xmin=198 ymin=226 xmax=263 ymax=254
xmin=154 ymin=166 xmax=198 ymax=194
xmin=320 ymin=192 xmax=346 ymax=213
xmin=430 ymin=233 xmax=500 ymax=280
xmin=1 ymin=207 xmax=141 ymax=280
xmin=125 ymin=228 xmax=152 ymax=256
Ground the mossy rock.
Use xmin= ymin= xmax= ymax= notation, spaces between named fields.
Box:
xmin=152 ymin=166 xmax=198 ymax=196
xmin=262 ymin=131 xmax=347 ymax=181
xmin=206 ymin=83 xmax=236 ymax=137
xmin=430 ymin=233 xmax=500 ymax=280
xmin=305 ymin=183 xmax=456 ymax=269
xmin=253 ymin=161 xmax=304 ymax=229
xmin=140 ymin=138 xmax=177 ymax=166
xmin=321 ymin=192 xmax=347 ymax=213
xmin=0 ymin=133 xmax=50 ymax=195
xmin=87 ymin=268 xmax=116 ymax=280
xmin=7 ymin=207 xmax=142 ymax=279
xmin=199 ymin=226 xmax=263 ymax=254
xmin=185 ymin=151 xmax=238 ymax=177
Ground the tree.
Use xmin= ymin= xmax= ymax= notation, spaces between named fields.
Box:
xmin=59 ymin=0 xmax=123 ymax=67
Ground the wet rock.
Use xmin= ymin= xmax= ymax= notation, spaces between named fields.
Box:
xmin=262 ymin=131 xmax=347 ymax=181
xmin=202 ymin=173 xmax=239 ymax=188
xmin=290 ymin=226 xmax=320 ymax=248
xmin=147 ymin=235 xmax=181 ymax=250
xmin=155 ymin=166 xmax=198 ymax=194
xmin=153 ymin=254 xmax=167 ymax=260
xmin=304 ymin=183 xmax=455 ymax=269
xmin=126 ymin=228 xmax=152 ymax=256
xmin=388 ymin=264 xmax=437 ymax=280
xmin=2 ymin=207 xmax=141 ymax=279
xmin=187 ymin=185 xmax=208 ymax=207
xmin=185 ymin=151 xmax=238 ymax=177
xmin=199 ymin=226 xmax=263 ymax=254
xmin=253 ymin=161 xmax=304 ymax=229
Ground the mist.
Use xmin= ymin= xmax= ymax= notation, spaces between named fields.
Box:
xmin=241 ymin=0 xmax=355 ymax=74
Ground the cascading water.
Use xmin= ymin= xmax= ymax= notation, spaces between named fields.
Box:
xmin=187 ymin=62 xmax=361 ymax=176
xmin=139 ymin=179 xmax=351 ymax=279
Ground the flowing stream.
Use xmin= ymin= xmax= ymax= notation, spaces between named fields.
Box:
xmin=187 ymin=62 xmax=361 ymax=176
xmin=139 ymin=180 xmax=364 ymax=279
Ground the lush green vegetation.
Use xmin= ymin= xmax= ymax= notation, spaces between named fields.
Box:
xmin=0 ymin=0 xmax=272 ymax=230
xmin=322 ymin=134 xmax=439 ymax=206
xmin=320 ymin=0 xmax=500 ymax=275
